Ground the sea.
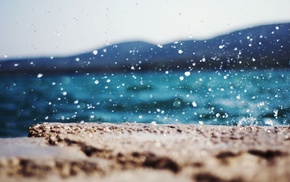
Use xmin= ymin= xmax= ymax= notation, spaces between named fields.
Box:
xmin=1 ymin=69 xmax=290 ymax=137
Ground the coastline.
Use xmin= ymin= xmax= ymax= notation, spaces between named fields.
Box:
xmin=1 ymin=123 xmax=290 ymax=181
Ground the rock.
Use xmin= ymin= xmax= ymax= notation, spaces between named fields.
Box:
xmin=1 ymin=123 xmax=290 ymax=181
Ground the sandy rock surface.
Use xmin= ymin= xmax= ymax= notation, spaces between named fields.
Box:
xmin=1 ymin=123 xmax=290 ymax=181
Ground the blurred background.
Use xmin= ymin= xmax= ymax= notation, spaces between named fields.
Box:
xmin=1 ymin=1 xmax=290 ymax=137
xmin=1 ymin=0 xmax=290 ymax=59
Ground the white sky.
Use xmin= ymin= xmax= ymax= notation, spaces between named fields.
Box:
xmin=1 ymin=0 xmax=290 ymax=59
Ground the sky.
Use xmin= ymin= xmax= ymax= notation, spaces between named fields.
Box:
xmin=1 ymin=0 xmax=290 ymax=59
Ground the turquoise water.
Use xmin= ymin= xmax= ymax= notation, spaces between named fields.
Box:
xmin=1 ymin=70 xmax=290 ymax=137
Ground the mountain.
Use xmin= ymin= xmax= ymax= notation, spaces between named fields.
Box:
xmin=1 ymin=22 xmax=290 ymax=74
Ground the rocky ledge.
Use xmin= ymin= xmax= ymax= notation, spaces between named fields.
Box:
xmin=1 ymin=123 xmax=290 ymax=182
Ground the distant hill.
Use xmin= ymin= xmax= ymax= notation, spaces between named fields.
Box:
xmin=1 ymin=22 xmax=290 ymax=74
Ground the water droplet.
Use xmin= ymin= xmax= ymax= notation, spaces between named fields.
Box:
xmin=192 ymin=101 xmax=197 ymax=107
xmin=178 ymin=50 xmax=183 ymax=54
xmin=173 ymin=100 xmax=181 ymax=107
xmin=273 ymin=109 xmax=278 ymax=118
xmin=37 ymin=73 xmax=43 ymax=78
xmin=151 ymin=121 xmax=157 ymax=125
xmin=75 ymin=57 xmax=80 ymax=62
xmin=179 ymin=76 xmax=184 ymax=81
xmin=198 ymin=121 xmax=204 ymax=125
xmin=63 ymin=91 xmax=67 ymax=96
xmin=184 ymin=71 xmax=190 ymax=77
xmin=92 ymin=50 xmax=98 ymax=55
xmin=94 ymin=80 xmax=99 ymax=84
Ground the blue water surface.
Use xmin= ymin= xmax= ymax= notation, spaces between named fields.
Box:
xmin=1 ymin=69 xmax=290 ymax=137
